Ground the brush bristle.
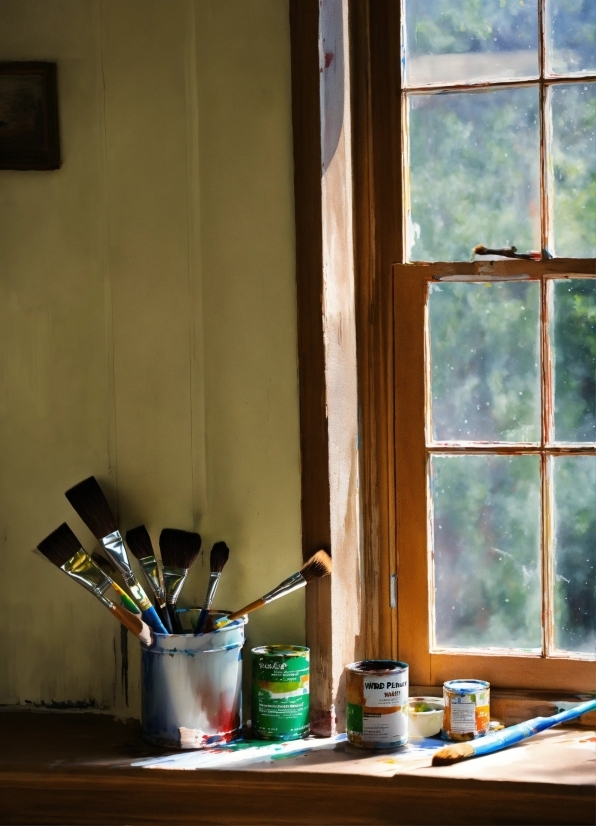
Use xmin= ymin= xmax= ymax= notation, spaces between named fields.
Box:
xmin=159 ymin=528 xmax=201 ymax=570
xmin=37 ymin=523 xmax=83 ymax=568
xmin=65 ymin=476 xmax=117 ymax=538
xmin=126 ymin=525 xmax=155 ymax=561
xmin=210 ymin=541 xmax=229 ymax=574
xmin=431 ymin=742 xmax=475 ymax=766
xmin=300 ymin=550 xmax=332 ymax=583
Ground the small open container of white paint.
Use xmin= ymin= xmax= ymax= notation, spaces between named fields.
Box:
xmin=140 ymin=611 xmax=246 ymax=749
xmin=407 ymin=696 xmax=444 ymax=738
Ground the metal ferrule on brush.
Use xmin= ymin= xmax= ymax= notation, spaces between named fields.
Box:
xmin=137 ymin=556 xmax=166 ymax=605
xmin=261 ymin=571 xmax=306 ymax=604
xmin=163 ymin=568 xmax=188 ymax=606
xmin=202 ymin=572 xmax=222 ymax=610
xmin=100 ymin=530 xmax=152 ymax=611
xmin=62 ymin=549 xmax=113 ymax=607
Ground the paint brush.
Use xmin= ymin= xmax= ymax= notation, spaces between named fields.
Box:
xmin=126 ymin=525 xmax=173 ymax=633
xmin=37 ymin=523 xmax=153 ymax=646
xmin=65 ymin=476 xmax=168 ymax=635
xmin=213 ymin=550 xmax=332 ymax=629
xmin=432 ymin=699 xmax=596 ymax=766
xmin=159 ymin=528 xmax=202 ymax=633
xmin=193 ymin=541 xmax=230 ymax=635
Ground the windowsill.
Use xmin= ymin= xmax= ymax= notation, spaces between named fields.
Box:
xmin=0 ymin=709 xmax=593 ymax=825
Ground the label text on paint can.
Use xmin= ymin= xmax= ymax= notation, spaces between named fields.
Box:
xmin=442 ymin=680 xmax=490 ymax=741
xmin=251 ymin=646 xmax=309 ymax=741
xmin=361 ymin=678 xmax=408 ymax=742
xmin=346 ymin=660 xmax=409 ymax=749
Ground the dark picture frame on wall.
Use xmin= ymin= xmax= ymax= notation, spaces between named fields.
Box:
xmin=0 ymin=62 xmax=60 ymax=170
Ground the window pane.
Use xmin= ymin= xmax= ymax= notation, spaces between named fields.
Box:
xmin=546 ymin=0 xmax=596 ymax=76
xmin=429 ymin=282 xmax=540 ymax=442
xmin=432 ymin=454 xmax=541 ymax=650
xmin=554 ymin=455 xmax=596 ymax=654
xmin=404 ymin=0 xmax=538 ymax=86
xmin=553 ymin=279 xmax=596 ymax=442
xmin=407 ymin=88 xmax=540 ymax=262
xmin=551 ymin=83 xmax=596 ymax=258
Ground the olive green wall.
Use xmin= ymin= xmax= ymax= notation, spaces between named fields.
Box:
xmin=0 ymin=0 xmax=303 ymax=716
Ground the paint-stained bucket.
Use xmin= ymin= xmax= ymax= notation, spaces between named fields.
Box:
xmin=441 ymin=679 xmax=490 ymax=741
xmin=141 ymin=611 xmax=246 ymax=749
xmin=251 ymin=645 xmax=310 ymax=740
xmin=346 ymin=660 xmax=409 ymax=749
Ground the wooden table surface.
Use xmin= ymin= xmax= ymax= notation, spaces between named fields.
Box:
xmin=0 ymin=710 xmax=593 ymax=825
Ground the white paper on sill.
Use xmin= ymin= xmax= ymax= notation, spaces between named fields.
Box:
xmin=131 ymin=733 xmax=447 ymax=771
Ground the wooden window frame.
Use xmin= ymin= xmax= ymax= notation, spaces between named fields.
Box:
xmin=290 ymin=0 xmax=595 ymax=728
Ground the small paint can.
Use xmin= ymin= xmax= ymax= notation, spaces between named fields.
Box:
xmin=346 ymin=660 xmax=409 ymax=749
xmin=251 ymin=645 xmax=310 ymax=740
xmin=441 ymin=679 xmax=490 ymax=741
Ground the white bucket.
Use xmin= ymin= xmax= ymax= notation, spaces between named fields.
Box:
xmin=141 ymin=610 xmax=246 ymax=749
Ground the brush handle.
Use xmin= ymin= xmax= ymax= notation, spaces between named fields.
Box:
xmin=111 ymin=582 xmax=141 ymax=614
xmin=141 ymin=604 xmax=169 ymax=635
xmin=166 ymin=603 xmax=184 ymax=634
xmin=159 ymin=603 xmax=174 ymax=634
xmin=215 ymin=598 xmax=266 ymax=628
xmin=472 ymin=699 xmax=596 ymax=758
xmin=109 ymin=604 xmax=153 ymax=646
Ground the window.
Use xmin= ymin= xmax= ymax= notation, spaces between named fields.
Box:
xmin=396 ymin=0 xmax=595 ymax=690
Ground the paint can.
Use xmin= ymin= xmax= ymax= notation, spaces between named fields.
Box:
xmin=441 ymin=679 xmax=490 ymax=741
xmin=141 ymin=611 xmax=246 ymax=749
xmin=345 ymin=660 xmax=409 ymax=749
xmin=251 ymin=645 xmax=310 ymax=740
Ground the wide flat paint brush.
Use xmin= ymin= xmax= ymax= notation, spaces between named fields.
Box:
xmin=65 ymin=477 xmax=168 ymax=635
xmin=193 ymin=541 xmax=229 ymax=635
xmin=432 ymin=699 xmax=596 ymax=766
xmin=37 ymin=523 xmax=153 ymax=646
xmin=159 ymin=528 xmax=201 ymax=633
xmin=213 ymin=550 xmax=332 ymax=629
xmin=126 ymin=525 xmax=173 ymax=633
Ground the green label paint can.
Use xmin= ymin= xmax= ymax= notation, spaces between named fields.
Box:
xmin=251 ymin=645 xmax=309 ymax=740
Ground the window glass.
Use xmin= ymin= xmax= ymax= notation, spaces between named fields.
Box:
xmin=551 ymin=83 xmax=596 ymax=258
xmin=404 ymin=0 xmax=539 ymax=86
xmin=407 ymin=88 xmax=540 ymax=262
xmin=553 ymin=279 xmax=596 ymax=442
xmin=429 ymin=281 xmax=541 ymax=442
xmin=553 ymin=455 xmax=596 ymax=653
xmin=431 ymin=454 xmax=542 ymax=649
xmin=546 ymin=0 xmax=596 ymax=76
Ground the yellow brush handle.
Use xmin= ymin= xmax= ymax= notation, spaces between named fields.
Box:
xmin=217 ymin=597 xmax=267 ymax=626
xmin=109 ymin=603 xmax=153 ymax=646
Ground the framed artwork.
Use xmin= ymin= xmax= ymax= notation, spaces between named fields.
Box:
xmin=0 ymin=62 xmax=60 ymax=170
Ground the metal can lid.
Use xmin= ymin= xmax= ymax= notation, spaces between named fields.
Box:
xmin=346 ymin=659 xmax=408 ymax=675
xmin=251 ymin=645 xmax=309 ymax=658
xmin=443 ymin=679 xmax=490 ymax=694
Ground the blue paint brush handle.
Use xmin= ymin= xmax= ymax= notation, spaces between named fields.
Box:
xmin=141 ymin=605 xmax=169 ymax=635
xmin=194 ymin=607 xmax=210 ymax=635
xmin=472 ymin=699 xmax=596 ymax=758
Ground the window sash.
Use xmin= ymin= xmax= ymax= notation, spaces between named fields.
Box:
xmin=400 ymin=0 xmax=596 ymax=261
xmin=393 ymin=259 xmax=595 ymax=691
